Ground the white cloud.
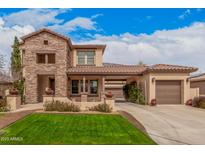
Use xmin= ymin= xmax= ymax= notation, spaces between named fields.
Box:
xmin=0 ymin=18 xmax=35 ymax=69
xmin=0 ymin=9 xmax=101 ymax=70
xmin=3 ymin=9 xmax=70 ymax=28
xmin=146 ymin=16 xmax=152 ymax=20
xmin=178 ymin=9 xmax=191 ymax=19
xmin=49 ymin=17 xmax=97 ymax=33
xmin=196 ymin=8 xmax=202 ymax=12
xmin=0 ymin=17 xmax=5 ymax=26
xmin=91 ymin=13 xmax=103 ymax=19
xmin=79 ymin=22 xmax=205 ymax=72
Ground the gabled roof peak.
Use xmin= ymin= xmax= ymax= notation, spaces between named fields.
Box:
xmin=20 ymin=28 xmax=72 ymax=48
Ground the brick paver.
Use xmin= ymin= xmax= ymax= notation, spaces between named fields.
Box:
xmin=0 ymin=110 xmax=35 ymax=129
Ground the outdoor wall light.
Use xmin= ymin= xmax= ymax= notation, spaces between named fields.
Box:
xmin=152 ymin=77 xmax=156 ymax=83
xmin=186 ymin=78 xmax=190 ymax=83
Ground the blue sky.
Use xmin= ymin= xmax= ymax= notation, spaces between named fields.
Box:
xmin=0 ymin=8 xmax=204 ymax=35
xmin=0 ymin=8 xmax=205 ymax=72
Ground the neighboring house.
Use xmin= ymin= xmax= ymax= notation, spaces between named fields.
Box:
xmin=19 ymin=28 xmax=198 ymax=105
xmin=0 ymin=72 xmax=13 ymax=98
xmin=190 ymin=73 xmax=205 ymax=96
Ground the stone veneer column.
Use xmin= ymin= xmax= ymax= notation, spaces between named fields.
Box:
xmin=25 ymin=74 xmax=38 ymax=103
xmin=55 ymin=74 xmax=68 ymax=97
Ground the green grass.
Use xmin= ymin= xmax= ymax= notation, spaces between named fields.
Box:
xmin=0 ymin=113 xmax=156 ymax=145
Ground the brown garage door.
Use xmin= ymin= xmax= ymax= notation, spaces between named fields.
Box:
xmin=156 ymin=80 xmax=181 ymax=104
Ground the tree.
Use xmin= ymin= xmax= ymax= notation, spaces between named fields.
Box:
xmin=0 ymin=53 xmax=5 ymax=73
xmin=10 ymin=36 xmax=25 ymax=104
xmin=11 ymin=36 xmax=21 ymax=80
xmin=138 ymin=60 xmax=146 ymax=66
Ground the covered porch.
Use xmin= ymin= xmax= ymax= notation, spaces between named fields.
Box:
xmin=66 ymin=65 xmax=146 ymax=103
xmin=67 ymin=75 xmax=144 ymax=103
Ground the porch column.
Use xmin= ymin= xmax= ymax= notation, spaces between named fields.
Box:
xmin=81 ymin=76 xmax=87 ymax=102
xmin=83 ymin=76 xmax=86 ymax=92
xmin=101 ymin=76 xmax=106 ymax=101
xmin=102 ymin=76 xmax=105 ymax=93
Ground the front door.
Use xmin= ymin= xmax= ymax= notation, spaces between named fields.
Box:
xmin=49 ymin=78 xmax=55 ymax=93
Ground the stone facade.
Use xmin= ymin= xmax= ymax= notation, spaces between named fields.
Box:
xmin=20 ymin=31 xmax=70 ymax=103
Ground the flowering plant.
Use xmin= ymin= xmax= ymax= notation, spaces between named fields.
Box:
xmin=150 ymin=99 xmax=157 ymax=106
xmin=45 ymin=87 xmax=54 ymax=95
xmin=9 ymin=88 xmax=19 ymax=95
xmin=105 ymin=91 xmax=113 ymax=98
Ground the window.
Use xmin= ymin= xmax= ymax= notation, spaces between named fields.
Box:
xmin=72 ymin=80 xmax=79 ymax=94
xmin=36 ymin=53 xmax=55 ymax=64
xmin=47 ymin=54 xmax=55 ymax=64
xmin=78 ymin=52 xmax=86 ymax=65
xmin=37 ymin=54 xmax=46 ymax=64
xmin=90 ymin=80 xmax=98 ymax=94
xmin=87 ymin=51 xmax=95 ymax=65
xmin=77 ymin=51 xmax=95 ymax=65
xmin=44 ymin=40 xmax=48 ymax=45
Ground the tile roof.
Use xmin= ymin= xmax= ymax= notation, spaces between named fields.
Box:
xmin=145 ymin=64 xmax=198 ymax=73
xmin=72 ymin=44 xmax=106 ymax=53
xmin=67 ymin=64 xmax=197 ymax=75
xmin=190 ymin=72 xmax=205 ymax=79
xmin=67 ymin=64 xmax=147 ymax=75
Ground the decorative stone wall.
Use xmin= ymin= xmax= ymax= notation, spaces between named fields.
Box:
xmin=20 ymin=31 xmax=71 ymax=103
xmin=42 ymin=95 xmax=115 ymax=111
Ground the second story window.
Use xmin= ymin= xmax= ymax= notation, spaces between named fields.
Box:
xmin=37 ymin=53 xmax=55 ymax=64
xmin=77 ymin=51 xmax=95 ymax=65
xmin=37 ymin=54 xmax=46 ymax=64
xmin=47 ymin=54 xmax=55 ymax=64
xmin=44 ymin=40 xmax=48 ymax=45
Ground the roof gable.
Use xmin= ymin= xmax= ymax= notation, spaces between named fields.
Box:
xmin=20 ymin=28 xmax=72 ymax=48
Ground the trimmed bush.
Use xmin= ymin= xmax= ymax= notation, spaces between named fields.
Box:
xmin=192 ymin=96 xmax=205 ymax=107
xmin=44 ymin=100 xmax=80 ymax=112
xmin=0 ymin=98 xmax=10 ymax=112
xmin=89 ymin=103 xmax=112 ymax=113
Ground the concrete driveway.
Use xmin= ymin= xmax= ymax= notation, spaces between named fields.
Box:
xmin=116 ymin=103 xmax=205 ymax=145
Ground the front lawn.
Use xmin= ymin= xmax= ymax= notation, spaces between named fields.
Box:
xmin=0 ymin=113 xmax=156 ymax=145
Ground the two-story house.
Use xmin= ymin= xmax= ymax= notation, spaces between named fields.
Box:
xmin=19 ymin=28 xmax=198 ymax=106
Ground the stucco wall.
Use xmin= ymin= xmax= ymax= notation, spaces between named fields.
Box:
xmin=72 ymin=49 xmax=103 ymax=67
xmin=145 ymin=73 xmax=190 ymax=104
xmin=20 ymin=32 xmax=70 ymax=103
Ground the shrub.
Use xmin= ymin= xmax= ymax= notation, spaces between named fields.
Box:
xmin=199 ymin=101 xmax=205 ymax=109
xmin=0 ymin=106 xmax=10 ymax=112
xmin=13 ymin=79 xmax=25 ymax=104
xmin=44 ymin=100 xmax=80 ymax=112
xmin=193 ymin=96 xmax=205 ymax=107
xmin=0 ymin=98 xmax=10 ymax=112
xmin=123 ymin=83 xmax=145 ymax=105
xmin=89 ymin=103 xmax=112 ymax=113
xmin=0 ymin=98 xmax=6 ymax=108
